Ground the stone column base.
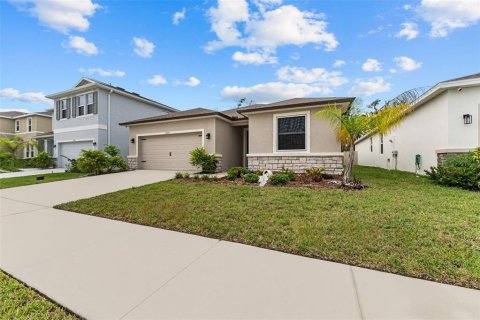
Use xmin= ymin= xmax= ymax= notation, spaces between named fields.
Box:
xmin=247 ymin=155 xmax=343 ymax=175
xmin=127 ymin=156 xmax=138 ymax=170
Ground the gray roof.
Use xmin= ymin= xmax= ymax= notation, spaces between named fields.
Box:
xmin=439 ymin=73 xmax=480 ymax=83
xmin=0 ymin=111 xmax=27 ymax=118
xmin=119 ymin=108 xmax=238 ymax=125
xmin=237 ymin=97 xmax=355 ymax=113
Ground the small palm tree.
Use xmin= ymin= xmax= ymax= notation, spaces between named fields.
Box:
xmin=0 ymin=136 xmax=37 ymax=169
xmin=317 ymin=100 xmax=411 ymax=184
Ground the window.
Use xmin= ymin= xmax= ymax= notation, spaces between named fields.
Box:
xmin=277 ymin=115 xmax=306 ymax=150
xmin=370 ymin=137 xmax=373 ymax=152
xmin=86 ymin=93 xmax=94 ymax=114
xmin=77 ymin=95 xmax=86 ymax=116
xmin=25 ymin=145 xmax=34 ymax=158
xmin=27 ymin=117 xmax=32 ymax=132
xmin=60 ymin=99 xmax=68 ymax=119
xmin=380 ymin=134 xmax=384 ymax=154
xmin=15 ymin=120 xmax=20 ymax=132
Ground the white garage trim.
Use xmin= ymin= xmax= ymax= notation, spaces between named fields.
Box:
xmin=134 ymin=129 xmax=205 ymax=158
xmin=54 ymin=124 xmax=107 ymax=133
xmin=55 ymin=138 xmax=95 ymax=157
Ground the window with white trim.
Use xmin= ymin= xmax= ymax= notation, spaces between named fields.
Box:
xmin=60 ymin=99 xmax=68 ymax=119
xmin=86 ymin=93 xmax=94 ymax=114
xmin=27 ymin=117 xmax=32 ymax=132
xmin=15 ymin=120 xmax=20 ymax=132
xmin=276 ymin=115 xmax=306 ymax=150
xmin=380 ymin=134 xmax=384 ymax=154
xmin=25 ymin=144 xmax=34 ymax=158
xmin=77 ymin=95 xmax=86 ymax=116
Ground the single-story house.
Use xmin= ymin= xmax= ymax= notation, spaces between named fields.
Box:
xmin=356 ymin=73 xmax=480 ymax=173
xmin=120 ymin=97 xmax=354 ymax=174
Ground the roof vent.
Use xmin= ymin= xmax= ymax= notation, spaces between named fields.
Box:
xmin=115 ymin=86 xmax=126 ymax=91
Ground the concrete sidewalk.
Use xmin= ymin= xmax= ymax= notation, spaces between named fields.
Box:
xmin=1 ymin=170 xmax=479 ymax=319
xmin=0 ymin=168 xmax=65 ymax=179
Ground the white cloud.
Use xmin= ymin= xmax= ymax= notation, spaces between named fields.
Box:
xmin=403 ymin=4 xmax=412 ymax=10
xmin=362 ymin=58 xmax=382 ymax=72
xmin=172 ymin=8 xmax=186 ymax=25
xmin=133 ymin=37 xmax=155 ymax=58
xmin=276 ymin=66 xmax=348 ymax=87
xmin=146 ymin=75 xmax=168 ymax=85
xmin=394 ymin=56 xmax=422 ymax=71
xmin=205 ymin=1 xmax=338 ymax=54
xmin=253 ymin=0 xmax=283 ymax=12
xmin=417 ymin=0 xmax=480 ymax=37
xmin=0 ymin=88 xmax=50 ymax=104
xmin=78 ymin=68 xmax=125 ymax=77
xmin=9 ymin=0 xmax=100 ymax=33
xmin=222 ymin=82 xmax=328 ymax=103
xmin=389 ymin=68 xmax=397 ymax=74
xmin=177 ymin=76 xmax=201 ymax=87
xmin=349 ymin=77 xmax=391 ymax=97
xmin=232 ymin=51 xmax=278 ymax=65
xmin=395 ymin=22 xmax=419 ymax=40
xmin=333 ymin=59 xmax=345 ymax=67
xmin=66 ymin=36 xmax=98 ymax=55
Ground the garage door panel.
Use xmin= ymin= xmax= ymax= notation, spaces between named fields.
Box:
xmin=58 ymin=141 xmax=93 ymax=168
xmin=138 ymin=133 xmax=202 ymax=171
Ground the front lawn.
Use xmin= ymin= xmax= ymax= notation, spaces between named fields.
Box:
xmin=56 ymin=166 xmax=480 ymax=288
xmin=0 ymin=271 xmax=79 ymax=319
xmin=0 ymin=172 xmax=85 ymax=189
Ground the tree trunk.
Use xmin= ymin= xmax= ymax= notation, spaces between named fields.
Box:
xmin=343 ymin=144 xmax=355 ymax=185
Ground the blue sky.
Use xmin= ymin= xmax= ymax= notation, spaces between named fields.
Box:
xmin=1 ymin=0 xmax=479 ymax=112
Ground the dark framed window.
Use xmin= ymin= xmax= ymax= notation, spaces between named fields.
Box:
xmin=380 ymin=134 xmax=384 ymax=154
xmin=277 ymin=115 xmax=306 ymax=150
xmin=370 ymin=137 xmax=373 ymax=152
xmin=86 ymin=93 xmax=94 ymax=114
xmin=60 ymin=99 xmax=68 ymax=119
xmin=78 ymin=95 xmax=85 ymax=116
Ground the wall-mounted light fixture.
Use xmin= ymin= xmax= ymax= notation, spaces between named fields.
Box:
xmin=206 ymin=133 xmax=211 ymax=140
xmin=93 ymin=141 xmax=97 ymax=146
xmin=53 ymin=144 xmax=56 ymax=148
xmin=463 ymin=114 xmax=472 ymax=125
xmin=130 ymin=138 xmax=135 ymax=143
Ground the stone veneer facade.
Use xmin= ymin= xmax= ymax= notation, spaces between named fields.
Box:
xmin=248 ymin=155 xmax=344 ymax=175
xmin=436 ymin=152 xmax=469 ymax=166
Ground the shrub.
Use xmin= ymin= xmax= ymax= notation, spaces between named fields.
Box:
xmin=104 ymin=144 xmax=121 ymax=157
xmin=33 ymin=151 xmax=54 ymax=169
xmin=189 ymin=147 xmax=218 ymax=173
xmin=305 ymin=167 xmax=324 ymax=182
xmin=183 ymin=173 xmax=190 ymax=179
xmin=280 ymin=167 xmax=295 ymax=181
xmin=201 ymin=174 xmax=210 ymax=180
xmin=63 ymin=157 xmax=79 ymax=173
xmin=76 ymin=150 xmax=109 ymax=175
xmin=270 ymin=173 xmax=290 ymax=185
xmin=193 ymin=174 xmax=200 ymax=180
xmin=211 ymin=175 xmax=218 ymax=181
xmin=425 ymin=152 xmax=480 ymax=191
xmin=175 ymin=172 xmax=183 ymax=179
xmin=227 ymin=167 xmax=248 ymax=180
xmin=107 ymin=156 xmax=127 ymax=172
xmin=244 ymin=173 xmax=259 ymax=183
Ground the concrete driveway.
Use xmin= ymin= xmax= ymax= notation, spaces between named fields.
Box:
xmin=1 ymin=170 xmax=479 ymax=319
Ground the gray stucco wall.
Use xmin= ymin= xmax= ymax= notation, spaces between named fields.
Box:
xmin=214 ymin=118 xmax=243 ymax=170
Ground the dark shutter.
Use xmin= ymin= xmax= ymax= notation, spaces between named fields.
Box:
xmin=66 ymin=98 xmax=71 ymax=119
xmin=93 ymin=92 xmax=98 ymax=114
xmin=72 ymin=96 xmax=77 ymax=118
xmin=55 ymin=101 xmax=60 ymax=120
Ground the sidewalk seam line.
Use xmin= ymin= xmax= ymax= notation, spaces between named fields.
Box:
xmin=1 ymin=207 xmax=48 ymax=218
xmin=1 ymin=196 xmax=51 ymax=208
xmin=350 ymin=266 xmax=365 ymax=320
xmin=119 ymin=239 xmax=221 ymax=320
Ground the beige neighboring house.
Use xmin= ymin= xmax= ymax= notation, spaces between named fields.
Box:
xmin=120 ymin=97 xmax=354 ymax=174
xmin=0 ymin=110 xmax=54 ymax=158
xmin=356 ymin=73 xmax=480 ymax=173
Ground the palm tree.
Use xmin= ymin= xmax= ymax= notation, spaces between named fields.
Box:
xmin=316 ymin=100 xmax=411 ymax=185
xmin=0 ymin=136 xmax=37 ymax=169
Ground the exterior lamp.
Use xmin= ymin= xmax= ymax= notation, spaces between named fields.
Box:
xmin=463 ymin=114 xmax=472 ymax=124
xmin=206 ymin=133 xmax=211 ymax=140
xmin=130 ymin=138 xmax=135 ymax=143
xmin=93 ymin=141 xmax=97 ymax=146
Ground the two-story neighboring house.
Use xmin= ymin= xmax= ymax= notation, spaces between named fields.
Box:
xmin=0 ymin=110 xmax=53 ymax=158
xmin=46 ymin=78 xmax=177 ymax=167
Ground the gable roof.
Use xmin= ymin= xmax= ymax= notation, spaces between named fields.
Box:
xmin=46 ymin=78 xmax=178 ymax=113
xmin=0 ymin=111 xmax=52 ymax=119
xmin=439 ymin=72 xmax=480 ymax=83
xmin=237 ymin=97 xmax=355 ymax=113
xmin=0 ymin=111 xmax=27 ymax=118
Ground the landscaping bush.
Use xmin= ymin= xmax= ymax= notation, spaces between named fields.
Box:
xmin=305 ymin=167 xmax=325 ymax=182
xmin=107 ymin=155 xmax=127 ymax=172
xmin=227 ymin=166 xmax=248 ymax=180
xmin=76 ymin=150 xmax=109 ymax=175
xmin=280 ymin=167 xmax=295 ymax=181
xmin=32 ymin=151 xmax=54 ymax=169
xmin=425 ymin=151 xmax=480 ymax=191
xmin=189 ymin=147 xmax=218 ymax=173
xmin=183 ymin=173 xmax=190 ymax=179
xmin=175 ymin=172 xmax=183 ymax=179
xmin=104 ymin=144 xmax=121 ymax=157
xmin=244 ymin=173 xmax=259 ymax=183
xmin=201 ymin=174 xmax=210 ymax=180
xmin=270 ymin=173 xmax=290 ymax=185
xmin=64 ymin=157 xmax=79 ymax=173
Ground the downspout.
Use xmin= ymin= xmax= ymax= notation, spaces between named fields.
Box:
xmin=108 ymin=89 xmax=113 ymax=145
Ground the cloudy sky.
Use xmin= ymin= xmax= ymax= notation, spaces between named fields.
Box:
xmin=1 ymin=0 xmax=479 ymax=112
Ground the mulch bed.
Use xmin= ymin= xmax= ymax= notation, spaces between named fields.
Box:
xmin=176 ymin=173 xmax=365 ymax=190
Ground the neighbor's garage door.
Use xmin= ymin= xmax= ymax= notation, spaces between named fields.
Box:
xmin=58 ymin=141 xmax=93 ymax=167
xmin=138 ymin=132 xmax=202 ymax=170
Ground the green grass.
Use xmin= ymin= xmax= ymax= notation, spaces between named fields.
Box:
xmin=0 ymin=172 xmax=85 ymax=189
xmin=0 ymin=271 xmax=80 ymax=320
xmin=56 ymin=166 xmax=480 ymax=289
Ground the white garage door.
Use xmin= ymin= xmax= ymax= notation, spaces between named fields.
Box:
xmin=138 ymin=132 xmax=202 ymax=170
xmin=58 ymin=141 xmax=93 ymax=167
